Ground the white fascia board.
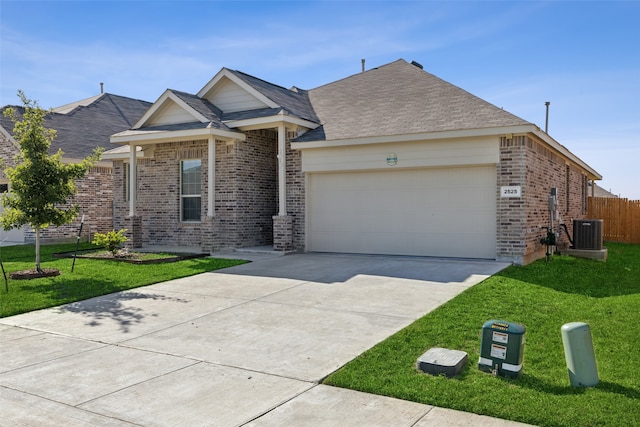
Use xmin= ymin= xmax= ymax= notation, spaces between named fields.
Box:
xmin=531 ymin=129 xmax=602 ymax=180
xmin=132 ymin=89 xmax=172 ymax=129
xmin=110 ymin=127 xmax=245 ymax=145
xmin=226 ymin=113 xmax=319 ymax=132
xmin=196 ymin=68 xmax=229 ymax=98
xmin=291 ymin=125 xmax=535 ymax=150
xmin=0 ymin=124 xmax=17 ymax=144
xmin=102 ymin=146 xmax=145 ymax=160
xmin=197 ymin=68 xmax=279 ymax=109
xmin=166 ymin=92 xmax=209 ymax=123
xmin=131 ymin=90 xmax=207 ymax=129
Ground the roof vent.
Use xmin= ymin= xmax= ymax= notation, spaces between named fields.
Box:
xmin=410 ymin=60 xmax=423 ymax=69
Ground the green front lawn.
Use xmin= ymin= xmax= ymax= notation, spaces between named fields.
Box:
xmin=324 ymin=242 xmax=640 ymax=427
xmin=0 ymin=243 xmax=247 ymax=318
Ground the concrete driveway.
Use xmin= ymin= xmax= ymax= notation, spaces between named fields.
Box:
xmin=0 ymin=253 xmax=529 ymax=426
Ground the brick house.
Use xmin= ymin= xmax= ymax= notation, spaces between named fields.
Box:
xmin=105 ymin=59 xmax=601 ymax=264
xmin=0 ymin=93 xmax=151 ymax=244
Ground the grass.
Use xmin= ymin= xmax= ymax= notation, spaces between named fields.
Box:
xmin=0 ymin=242 xmax=247 ymax=318
xmin=324 ymin=242 xmax=640 ymax=427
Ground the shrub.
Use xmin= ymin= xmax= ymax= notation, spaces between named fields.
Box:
xmin=92 ymin=229 xmax=128 ymax=256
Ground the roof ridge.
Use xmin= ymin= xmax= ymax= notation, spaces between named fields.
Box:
xmin=309 ymin=58 xmax=407 ymax=91
xmin=52 ymin=93 xmax=105 ymax=114
xmin=230 ymin=69 xmax=293 ymax=93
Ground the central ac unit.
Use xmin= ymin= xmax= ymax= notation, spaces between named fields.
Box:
xmin=573 ymin=220 xmax=603 ymax=250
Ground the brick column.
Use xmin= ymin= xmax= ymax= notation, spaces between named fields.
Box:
xmin=124 ymin=216 xmax=142 ymax=249
xmin=273 ymin=215 xmax=293 ymax=252
xmin=200 ymin=216 xmax=220 ymax=254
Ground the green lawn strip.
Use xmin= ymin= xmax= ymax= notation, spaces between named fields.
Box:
xmin=0 ymin=243 xmax=247 ymax=318
xmin=324 ymin=242 xmax=640 ymax=427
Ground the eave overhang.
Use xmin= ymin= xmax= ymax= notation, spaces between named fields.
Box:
xmin=225 ymin=110 xmax=320 ymax=132
xmin=110 ymin=127 xmax=245 ymax=146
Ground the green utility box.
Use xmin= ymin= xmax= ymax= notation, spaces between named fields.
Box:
xmin=478 ymin=320 xmax=526 ymax=378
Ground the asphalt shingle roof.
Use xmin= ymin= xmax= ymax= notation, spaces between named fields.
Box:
xmin=296 ymin=59 xmax=531 ymax=142
xmin=168 ymin=90 xmax=231 ymax=131
xmin=1 ymin=93 xmax=151 ymax=158
xmin=226 ymin=69 xmax=319 ymax=123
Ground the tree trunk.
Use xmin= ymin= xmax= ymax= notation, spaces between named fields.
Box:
xmin=35 ymin=226 xmax=42 ymax=272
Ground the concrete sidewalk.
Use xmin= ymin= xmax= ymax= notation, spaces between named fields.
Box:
xmin=0 ymin=253 xmax=532 ymax=426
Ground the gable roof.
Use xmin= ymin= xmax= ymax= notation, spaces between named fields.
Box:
xmin=1 ymin=93 xmax=151 ymax=159
xmin=224 ymin=69 xmax=319 ymax=123
xmin=131 ymin=89 xmax=232 ymax=132
xmin=296 ymin=59 xmax=530 ymax=142
xmin=120 ymin=68 xmax=319 ymax=142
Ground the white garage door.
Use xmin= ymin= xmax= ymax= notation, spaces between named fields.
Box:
xmin=308 ymin=166 xmax=496 ymax=259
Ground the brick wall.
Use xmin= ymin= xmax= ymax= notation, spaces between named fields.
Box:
xmin=236 ymin=130 xmax=278 ymax=247
xmin=285 ymin=129 xmax=306 ymax=251
xmin=113 ymin=131 xmax=278 ymax=250
xmin=29 ymin=165 xmax=114 ymax=243
xmin=3 ymin=128 xmax=113 ymax=242
xmin=498 ymin=135 xmax=589 ymax=264
xmin=497 ymin=136 xmax=527 ymax=262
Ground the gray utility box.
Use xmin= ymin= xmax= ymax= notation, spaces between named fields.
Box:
xmin=417 ymin=347 xmax=468 ymax=377
xmin=573 ymin=219 xmax=603 ymax=250
xmin=478 ymin=320 xmax=525 ymax=378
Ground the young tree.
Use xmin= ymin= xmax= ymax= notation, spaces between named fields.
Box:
xmin=1 ymin=91 xmax=102 ymax=272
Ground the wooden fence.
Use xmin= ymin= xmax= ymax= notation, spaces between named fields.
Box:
xmin=588 ymin=197 xmax=640 ymax=244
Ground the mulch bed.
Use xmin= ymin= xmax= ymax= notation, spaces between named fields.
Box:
xmin=10 ymin=268 xmax=61 ymax=280
xmin=52 ymin=250 xmax=208 ymax=265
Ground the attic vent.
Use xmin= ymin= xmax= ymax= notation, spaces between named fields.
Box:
xmin=410 ymin=60 xmax=424 ymax=69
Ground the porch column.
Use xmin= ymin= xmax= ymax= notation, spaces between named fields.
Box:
xmin=273 ymin=123 xmax=293 ymax=252
xmin=129 ymin=144 xmax=137 ymax=217
xmin=126 ymin=144 xmax=142 ymax=248
xmin=277 ymin=123 xmax=287 ymax=216
xmin=207 ymin=136 xmax=215 ymax=217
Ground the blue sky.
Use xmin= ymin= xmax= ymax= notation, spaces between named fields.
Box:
xmin=1 ymin=1 xmax=639 ymax=199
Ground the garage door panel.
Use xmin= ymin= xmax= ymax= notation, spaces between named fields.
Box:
xmin=308 ymin=166 xmax=496 ymax=259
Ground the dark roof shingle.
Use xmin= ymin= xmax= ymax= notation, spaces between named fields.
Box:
xmin=297 ymin=59 xmax=530 ymax=142
xmin=226 ymin=69 xmax=319 ymax=123
xmin=1 ymin=93 xmax=151 ymax=158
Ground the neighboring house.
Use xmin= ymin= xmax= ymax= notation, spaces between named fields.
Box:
xmin=105 ymin=59 xmax=601 ymax=264
xmin=589 ymin=182 xmax=618 ymax=198
xmin=0 ymin=93 xmax=151 ymax=244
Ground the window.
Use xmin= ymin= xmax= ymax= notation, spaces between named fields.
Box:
xmin=0 ymin=183 xmax=8 ymax=193
xmin=181 ymin=159 xmax=201 ymax=221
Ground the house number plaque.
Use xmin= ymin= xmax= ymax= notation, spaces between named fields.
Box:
xmin=501 ymin=186 xmax=521 ymax=198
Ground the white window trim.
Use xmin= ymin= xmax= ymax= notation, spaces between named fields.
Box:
xmin=180 ymin=159 xmax=202 ymax=223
